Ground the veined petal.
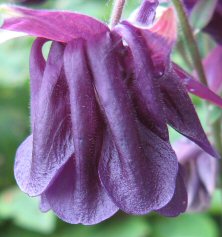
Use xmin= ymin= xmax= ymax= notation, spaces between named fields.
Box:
xmin=45 ymin=157 xmax=118 ymax=225
xmin=30 ymin=37 xmax=47 ymax=129
xmin=160 ymin=69 xmax=219 ymax=158
xmin=100 ymin=123 xmax=178 ymax=214
xmin=157 ymin=169 xmax=187 ymax=217
xmin=50 ymin=39 xmax=118 ymax=225
xmin=115 ymin=23 xmax=169 ymax=141
xmin=87 ymin=32 xmax=178 ymax=213
xmin=0 ymin=5 xmax=109 ymax=42
xmin=174 ymin=63 xmax=222 ymax=109
xmin=15 ymin=42 xmax=74 ymax=196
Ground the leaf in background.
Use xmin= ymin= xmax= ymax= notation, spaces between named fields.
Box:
xmin=93 ymin=216 xmax=151 ymax=237
xmin=153 ymin=214 xmax=219 ymax=237
xmin=190 ymin=0 xmax=217 ymax=31
xmin=0 ymin=187 xmax=56 ymax=234
xmin=51 ymin=216 xmax=151 ymax=237
xmin=209 ymin=190 xmax=222 ymax=215
xmin=207 ymin=105 xmax=222 ymax=124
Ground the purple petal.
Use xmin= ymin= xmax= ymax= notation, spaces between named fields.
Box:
xmin=86 ymin=32 xmax=178 ymax=213
xmin=173 ymin=63 xmax=222 ymax=109
xmin=196 ymin=153 xmax=218 ymax=195
xmin=139 ymin=7 xmax=177 ymax=76
xmin=44 ymin=157 xmax=118 ymax=225
xmin=160 ymin=69 xmax=219 ymax=158
xmin=39 ymin=194 xmax=51 ymax=213
xmin=172 ymin=139 xmax=202 ymax=164
xmin=14 ymin=135 xmax=33 ymax=193
xmin=0 ymin=5 xmax=108 ymax=42
xmin=15 ymin=42 xmax=74 ymax=196
xmin=115 ymin=23 xmax=169 ymax=141
xmin=46 ymin=39 xmax=118 ymax=225
xmin=203 ymin=46 xmax=222 ymax=94
xmin=99 ymin=123 xmax=178 ymax=214
xmin=128 ymin=0 xmax=158 ymax=26
xmin=184 ymin=159 xmax=211 ymax=212
xmin=157 ymin=168 xmax=188 ymax=217
xmin=30 ymin=37 xmax=47 ymax=129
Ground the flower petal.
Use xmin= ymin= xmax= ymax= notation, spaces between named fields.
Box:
xmin=184 ymin=159 xmax=210 ymax=211
xmin=138 ymin=7 xmax=177 ymax=76
xmin=196 ymin=153 xmax=218 ymax=195
xmin=172 ymin=139 xmax=202 ymax=164
xmin=15 ymin=42 xmax=74 ymax=196
xmin=174 ymin=63 xmax=222 ymax=109
xmin=0 ymin=5 xmax=109 ymax=42
xmin=128 ymin=0 xmax=158 ymax=27
xmin=99 ymin=123 xmax=178 ymax=214
xmin=115 ymin=23 xmax=169 ymax=141
xmin=86 ymin=32 xmax=178 ymax=213
xmin=44 ymin=158 xmax=118 ymax=225
xmin=39 ymin=194 xmax=51 ymax=212
xmin=157 ymin=168 xmax=187 ymax=217
xmin=30 ymin=37 xmax=47 ymax=129
xmin=160 ymin=69 xmax=219 ymax=158
xmin=45 ymin=39 xmax=118 ymax=225
xmin=203 ymin=46 xmax=222 ymax=94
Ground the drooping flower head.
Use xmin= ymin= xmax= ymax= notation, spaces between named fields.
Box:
xmin=0 ymin=0 xmax=222 ymax=225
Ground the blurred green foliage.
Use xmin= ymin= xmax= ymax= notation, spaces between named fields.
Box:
xmin=0 ymin=0 xmax=221 ymax=236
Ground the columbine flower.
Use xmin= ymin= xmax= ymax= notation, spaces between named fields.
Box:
xmin=173 ymin=139 xmax=218 ymax=212
xmin=0 ymin=0 xmax=221 ymax=225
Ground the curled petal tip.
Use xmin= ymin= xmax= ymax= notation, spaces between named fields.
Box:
xmin=0 ymin=5 xmax=109 ymax=42
xmin=150 ymin=7 xmax=177 ymax=44
xmin=128 ymin=0 xmax=159 ymax=26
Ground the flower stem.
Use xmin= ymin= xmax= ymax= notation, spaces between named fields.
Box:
xmin=171 ymin=0 xmax=208 ymax=86
xmin=172 ymin=0 xmax=222 ymax=175
xmin=110 ymin=0 xmax=126 ymax=29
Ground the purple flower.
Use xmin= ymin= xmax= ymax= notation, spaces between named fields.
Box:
xmin=203 ymin=45 xmax=222 ymax=94
xmin=0 ymin=1 xmax=221 ymax=224
xmin=173 ymin=139 xmax=218 ymax=212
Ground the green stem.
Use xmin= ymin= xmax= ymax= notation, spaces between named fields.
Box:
xmin=109 ymin=0 xmax=126 ymax=29
xmin=171 ymin=0 xmax=208 ymax=86
xmin=212 ymin=119 xmax=222 ymax=156
xmin=172 ymin=0 xmax=222 ymax=181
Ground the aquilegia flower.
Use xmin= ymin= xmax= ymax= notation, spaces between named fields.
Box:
xmin=173 ymin=139 xmax=218 ymax=212
xmin=1 ymin=0 xmax=222 ymax=225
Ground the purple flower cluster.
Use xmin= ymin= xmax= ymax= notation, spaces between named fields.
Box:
xmin=1 ymin=0 xmax=221 ymax=225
